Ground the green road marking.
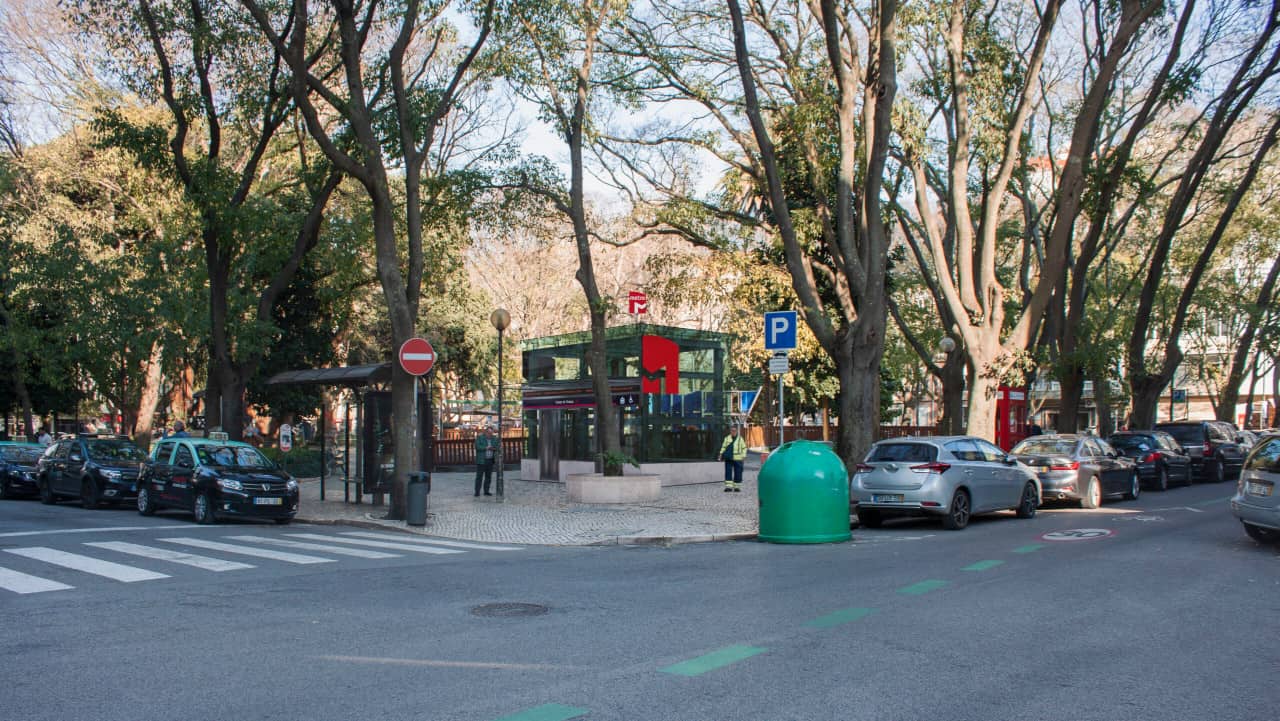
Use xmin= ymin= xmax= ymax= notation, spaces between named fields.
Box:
xmin=1012 ymin=544 xmax=1044 ymax=553
xmin=493 ymin=703 xmax=590 ymax=721
xmin=1192 ymin=495 xmax=1233 ymax=507
xmin=897 ymin=579 xmax=949 ymax=595
xmin=805 ymin=607 xmax=877 ymax=628
xmin=963 ymin=560 xmax=1004 ymax=571
xmin=660 ymin=644 xmax=768 ymax=676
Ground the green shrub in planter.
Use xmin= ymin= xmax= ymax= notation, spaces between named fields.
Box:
xmin=596 ymin=450 xmax=640 ymax=477
xmin=260 ymin=446 xmax=323 ymax=478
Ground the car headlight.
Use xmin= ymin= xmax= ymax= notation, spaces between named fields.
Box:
xmin=101 ymin=469 xmax=122 ymax=480
xmin=218 ymin=479 xmax=243 ymax=491
xmin=286 ymin=479 xmax=298 ymax=491
xmin=21 ymin=471 xmax=35 ymax=480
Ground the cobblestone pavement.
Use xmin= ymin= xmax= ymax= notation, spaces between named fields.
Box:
xmin=294 ymin=460 xmax=762 ymax=546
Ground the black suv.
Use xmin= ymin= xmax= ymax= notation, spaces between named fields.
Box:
xmin=1152 ymin=420 xmax=1245 ymax=483
xmin=36 ymin=436 xmax=149 ymax=508
xmin=0 ymin=444 xmax=45 ymax=499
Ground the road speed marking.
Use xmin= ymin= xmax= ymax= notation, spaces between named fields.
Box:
xmin=1040 ymin=528 xmax=1114 ymax=542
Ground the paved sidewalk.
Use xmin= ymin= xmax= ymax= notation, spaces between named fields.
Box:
xmin=294 ymin=458 xmax=762 ymax=546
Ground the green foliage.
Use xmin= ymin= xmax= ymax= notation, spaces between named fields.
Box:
xmin=596 ymin=449 xmax=639 ymax=476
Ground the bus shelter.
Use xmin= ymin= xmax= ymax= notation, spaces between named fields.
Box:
xmin=266 ymin=363 xmax=431 ymax=503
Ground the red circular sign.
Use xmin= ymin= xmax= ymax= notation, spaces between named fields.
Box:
xmin=398 ymin=338 xmax=436 ymax=376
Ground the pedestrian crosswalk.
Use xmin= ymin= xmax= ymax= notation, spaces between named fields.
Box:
xmin=0 ymin=530 xmax=523 ymax=596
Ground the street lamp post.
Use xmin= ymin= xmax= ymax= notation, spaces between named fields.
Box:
xmin=490 ymin=308 xmax=511 ymax=499
xmin=937 ymin=336 xmax=957 ymax=433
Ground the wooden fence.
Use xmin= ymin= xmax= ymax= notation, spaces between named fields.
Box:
xmin=433 ymin=437 xmax=524 ymax=467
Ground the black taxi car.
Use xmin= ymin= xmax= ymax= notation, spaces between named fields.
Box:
xmin=36 ymin=435 xmax=148 ymax=508
xmin=0 ymin=443 xmax=45 ymax=499
xmin=140 ymin=438 xmax=298 ymax=524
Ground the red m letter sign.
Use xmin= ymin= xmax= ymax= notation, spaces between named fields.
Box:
xmin=641 ymin=335 xmax=680 ymax=394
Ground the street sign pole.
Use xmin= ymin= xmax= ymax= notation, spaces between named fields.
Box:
xmin=763 ymin=311 xmax=798 ymax=450
xmin=778 ymin=371 xmax=784 ymax=447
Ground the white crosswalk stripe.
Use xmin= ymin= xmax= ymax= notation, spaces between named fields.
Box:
xmin=225 ymin=535 xmax=401 ymax=559
xmin=286 ymin=533 xmax=464 ymax=555
xmin=339 ymin=531 xmax=522 ymax=552
xmin=159 ymin=538 xmax=335 ymax=565
xmin=4 ymin=547 xmax=169 ymax=582
xmin=85 ymin=541 xmax=255 ymax=572
xmin=0 ymin=566 xmax=74 ymax=594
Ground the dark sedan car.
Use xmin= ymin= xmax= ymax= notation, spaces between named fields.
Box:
xmin=140 ymin=438 xmax=298 ymax=524
xmin=1010 ymin=434 xmax=1139 ymax=508
xmin=0 ymin=444 xmax=44 ymax=499
xmin=36 ymin=436 xmax=148 ymax=508
xmin=1153 ymin=420 xmax=1244 ymax=483
xmin=1107 ymin=431 xmax=1193 ymax=491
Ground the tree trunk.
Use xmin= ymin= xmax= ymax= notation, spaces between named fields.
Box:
xmin=1058 ymin=362 xmax=1085 ymax=434
xmin=964 ymin=342 xmax=1001 ymax=440
xmin=1128 ymin=373 xmax=1166 ymax=429
xmin=1272 ymin=363 xmax=1280 ymax=427
xmin=133 ymin=341 xmax=164 ymax=449
xmin=833 ymin=334 xmax=883 ymax=469
xmin=204 ymin=365 xmax=221 ymax=434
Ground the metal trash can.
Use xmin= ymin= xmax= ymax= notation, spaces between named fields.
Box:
xmin=757 ymin=440 xmax=851 ymax=543
xmin=407 ymin=472 xmax=431 ymax=527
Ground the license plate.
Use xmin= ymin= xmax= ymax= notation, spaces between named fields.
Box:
xmin=253 ymin=497 xmax=283 ymax=506
xmin=872 ymin=494 xmax=904 ymax=503
xmin=1246 ymin=482 xmax=1273 ymax=497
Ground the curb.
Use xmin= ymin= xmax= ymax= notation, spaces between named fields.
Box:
xmin=590 ymin=532 xmax=758 ymax=546
xmin=296 ymin=513 xmax=757 ymax=547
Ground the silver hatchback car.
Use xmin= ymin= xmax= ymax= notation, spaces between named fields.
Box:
xmin=1232 ymin=433 xmax=1280 ymax=543
xmin=850 ymin=436 xmax=1041 ymax=530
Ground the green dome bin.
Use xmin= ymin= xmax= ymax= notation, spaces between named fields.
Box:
xmin=757 ymin=440 xmax=851 ymax=544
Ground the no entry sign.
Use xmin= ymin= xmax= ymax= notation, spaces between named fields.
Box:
xmin=399 ymin=337 xmax=436 ymax=376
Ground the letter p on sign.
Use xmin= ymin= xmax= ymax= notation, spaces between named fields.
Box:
xmin=763 ymin=311 xmax=798 ymax=350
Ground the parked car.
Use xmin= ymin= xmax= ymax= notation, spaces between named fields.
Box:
xmin=1010 ymin=434 xmax=1139 ymax=508
xmin=850 ymin=436 xmax=1041 ymax=531
xmin=1231 ymin=433 xmax=1280 ymax=543
xmin=140 ymin=438 xmax=298 ymax=524
xmin=36 ymin=435 xmax=148 ymax=508
xmin=0 ymin=443 xmax=44 ymax=499
xmin=1106 ymin=430 xmax=1193 ymax=491
xmin=1236 ymin=429 xmax=1259 ymax=451
xmin=1153 ymin=420 xmax=1245 ymax=483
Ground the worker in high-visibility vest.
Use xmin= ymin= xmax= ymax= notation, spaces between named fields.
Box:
xmin=719 ymin=425 xmax=748 ymax=492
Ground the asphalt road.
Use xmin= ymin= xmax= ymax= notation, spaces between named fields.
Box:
xmin=2 ymin=481 xmax=1277 ymax=721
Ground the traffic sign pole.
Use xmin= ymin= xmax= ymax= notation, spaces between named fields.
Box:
xmin=778 ymin=371 xmax=784 ymax=447
xmin=763 ymin=312 xmax=797 ymax=449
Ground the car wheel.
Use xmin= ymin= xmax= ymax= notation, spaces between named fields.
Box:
xmin=1212 ymin=460 xmax=1226 ymax=483
xmin=38 ymin=477 xmax=56 ymax=505
xmin=1123 ymin=470 xmax=1141 ymax=501
xmin=1079 ymin=477 xmax=1102 ymax=509
xmin=1156 ymin=466 xmax=1169 ymax=492
xmin=942 ymin=489 xmax=971 ymax=530
xmin=857 ymin=508 xmax=884 ymax=528
xmin=1015 ymin=482 xmax=1038 ymax=519
xmin=273 ymin=517 xmax=293 ymax=525
xmin=193 ymin=491 xmax=216 ymax=525
xmin=137 ymin=485 xmax=157 ymax=516
xmin=80 ymin=479 xmax=102 ymax=510
xmin=1243 ymin=522 xmax=1279 ymax=544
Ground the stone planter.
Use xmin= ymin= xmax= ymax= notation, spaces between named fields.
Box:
xmin=565 ymin=473 xmax=662 ymax=503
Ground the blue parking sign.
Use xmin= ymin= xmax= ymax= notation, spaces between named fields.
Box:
xmin=764 ymin=311 xmax=798 ymax=350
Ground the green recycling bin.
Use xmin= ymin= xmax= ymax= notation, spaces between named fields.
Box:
xmin=757 ymin=440 xmax=851 ymax=543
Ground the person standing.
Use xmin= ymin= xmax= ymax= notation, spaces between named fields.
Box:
xmin=474 ymin=427 xmax=497 ymax=497
xmin=168 ymin=420 xmax=190 ymax=439
xmin=38 ymin=429 xmax=53 ymax=446
xmin=719 ymin=425 xmax=747 ymax=492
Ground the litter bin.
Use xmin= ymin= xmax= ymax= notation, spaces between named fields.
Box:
xmin=407 ymin=472 xmax=431 ymax=527
xmin=757 ymin=440 xmax=851 ymax=543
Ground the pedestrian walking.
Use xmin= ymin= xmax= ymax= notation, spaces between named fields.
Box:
xmin=167 ymin=420 xmax=189 ymax=439
xmin=38 ymin=429 xmax=52 ymax=446
xmin=474 ymin=427 xmax=498 ymax=496
xmin=719 ymin=425 xmax=747 ymax=492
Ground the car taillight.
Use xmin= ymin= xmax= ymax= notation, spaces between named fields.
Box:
xmin=854 ymin=463 xmax=873 ymax=474
xmin=1142 ymin=452 xmax=1162 ymax=463
xmin=1049 ymin=461 xmax=1080 ymax=471
xmin=910 ymin=462 xmax=951 ymax=474
xmin=1204 ymin=441 xmax=1215 ymax=455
